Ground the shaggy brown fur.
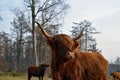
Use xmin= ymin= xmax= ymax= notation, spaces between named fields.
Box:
xmin=28 ymin=64 xmax=49 ymax=80
xmin=36 ymin=22 xmax=108 ymax=80
xmin=111 ymin=72 xmax=120 ymax=80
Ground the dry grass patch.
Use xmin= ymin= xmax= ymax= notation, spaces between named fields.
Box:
xmin=0 ymin=72 xmax=51 ymax=80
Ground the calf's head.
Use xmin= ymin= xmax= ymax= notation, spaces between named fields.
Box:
xmin=36 ymin=22 xmax=84 ymax=63
xmin=40 ymin=64 xmax=49 ymax=68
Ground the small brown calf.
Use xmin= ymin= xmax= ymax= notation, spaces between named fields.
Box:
xmin=28 ymin=64 xmax=49 ymax=80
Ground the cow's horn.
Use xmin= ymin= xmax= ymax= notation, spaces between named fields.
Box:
xmin=35 ymin=21 xmax=51 ymax=39
xmin=73 ymin=27 xmax=85 ymax=40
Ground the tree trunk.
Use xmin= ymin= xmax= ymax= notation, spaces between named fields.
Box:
xmin=32 ymin=0 xmax=39 ymax=66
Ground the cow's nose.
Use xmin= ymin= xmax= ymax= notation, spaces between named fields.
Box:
xmin=67 ymin=51 xmax=75 ymax=58
xmin=67 ymin=52 xmax=71 ymax=56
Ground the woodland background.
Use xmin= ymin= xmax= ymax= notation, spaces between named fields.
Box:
xmin=0 ymin=0 xmax=120 ymax=76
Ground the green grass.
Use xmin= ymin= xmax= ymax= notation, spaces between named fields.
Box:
xmin=0 ymin=72 xmax=51 ymax=80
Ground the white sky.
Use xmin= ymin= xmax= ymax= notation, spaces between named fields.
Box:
xmin=0 ymin=0 xmax=120 ymax=62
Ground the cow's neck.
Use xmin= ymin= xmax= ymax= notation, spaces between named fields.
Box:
xmin=50 ymin=51 xmax=60 ymax=71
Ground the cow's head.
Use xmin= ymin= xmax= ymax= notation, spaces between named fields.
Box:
xmin=36 ymin=22 xmax=84 ymax=64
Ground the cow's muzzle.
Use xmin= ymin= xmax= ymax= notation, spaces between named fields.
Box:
xmin=66 ymin=51 xmax=75 ymax=59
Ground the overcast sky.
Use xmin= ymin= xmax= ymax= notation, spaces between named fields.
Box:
xmin=0 ymin=0 xmax=120 ymax=62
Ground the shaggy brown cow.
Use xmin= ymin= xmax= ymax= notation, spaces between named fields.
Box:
xmin=28 ymin=64 xmax=49 ymax=80
xmin=36 ymin=22 xmax=108 ymax=80
xmin=111 ymin=72 xmax=120 ymax=80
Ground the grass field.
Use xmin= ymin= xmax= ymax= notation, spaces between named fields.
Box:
xmin=0 ymin=72 xmax=113 ymax=80
xmin=0 ymin=72 xmax=51 ymax=80
xmin=0 ymin=75 xmax=113 ymax=80
xmin=0 ymin=75 xmax=51 ymax=80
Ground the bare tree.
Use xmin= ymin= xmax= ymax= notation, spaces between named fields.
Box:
xmin=71 ymin=20 xmax=100 ymax=52
xmin=23 ymin=0 xmax=69 ymax=65
xmin=114 ymin=56 xmax=120 ymax=72
xmin=0 ymin=31 xmax=12 ymax=71
xmin=0 ymin=9 xmax=3 ymax=21
xmin=11 ymin=9 xmax=30 ymax=72
xmin=0 ymin=41 xmax=4 ymax=69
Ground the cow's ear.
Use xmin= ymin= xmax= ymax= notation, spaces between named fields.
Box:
xmin=73 ymin=40 xmax=80 ymax=49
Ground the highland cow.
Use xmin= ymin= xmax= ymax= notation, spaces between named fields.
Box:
xmin=111 ymin=72 xmax=120 ymax=80
xmin=36 ymin=22 xmax=108 ymax=80
xmin=28 ymin=64 xmax=49 ymax=80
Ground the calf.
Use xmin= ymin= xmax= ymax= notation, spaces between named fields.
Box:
xmin=28 ymin=64 xmax=49 ymax=80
